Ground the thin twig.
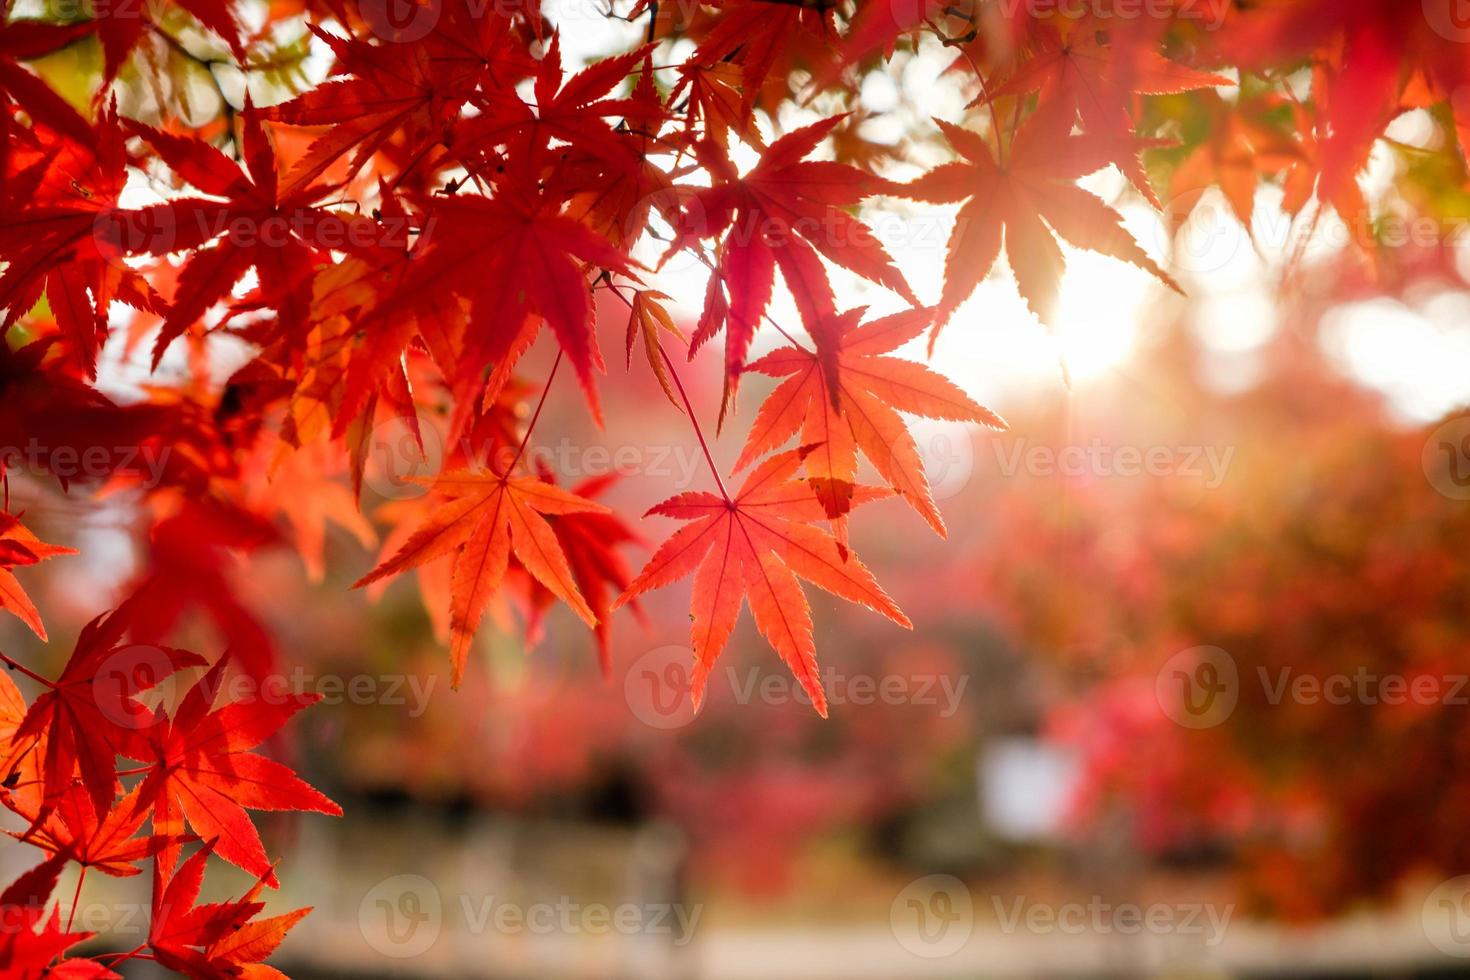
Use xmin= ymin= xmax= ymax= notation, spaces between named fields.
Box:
xmin=657 ymin=342 xmax=730 ymax=501
xmin=504 ymin=350 xmax=563 ymax=474
xmin=0 ymin=650 xmax=51 ymax=688
xmin=66 ymin=867 xmax=86 ymax=933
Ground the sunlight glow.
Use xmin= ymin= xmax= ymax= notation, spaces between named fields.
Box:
xmin=1321 ymin=295 xmax=1470 ymax=424
xmin=1049 ymin=249 xmax=1152 ymax=382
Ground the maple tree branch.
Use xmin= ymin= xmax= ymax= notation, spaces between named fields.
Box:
xmin=101 ymin=946 xmax=156 ymax=967
xmin=147 ymin=24 xmax=239 ymax=152
xmin=931 ymin=22 xmax=978 ymax=46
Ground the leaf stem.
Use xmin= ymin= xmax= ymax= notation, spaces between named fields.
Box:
xmin=66 ymin=867 xmax=86 ymax=933
xmin=101 ymin=945 xmax=148 ymax=966
xmin=946 ymin=34 xmax=1007 ymax=166
xmin=504 ymin=350 xmax=562 ymax=475
xmin=599 ymin=274 xmax=731 ymax=499
xmin=648 ymin=240 xmax=813 ymax=354
xmin=761 ymin=311 xmax=810 ymax=353
xmin=0 ymin=650 xmax=52 ymax=688
xmin=657 ymin=342 xmax=730 ymax=501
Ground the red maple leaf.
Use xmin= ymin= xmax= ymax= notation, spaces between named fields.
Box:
xmin=355 ymin=460 xmax=613 ymax=686
xmin=1163 ymin=91 xmax=1306 ymax=231
xmin=684 ymin=0 xmax=840 ymax=114
xmin=4 ymin=781 xmax=179 ymax=878
xmin=126 ymin=656 xmax=341 ymax=885
xmin=0 ymin=105 xmax=164 ymax=376
xmin=123 ymin=501 xmax=282 ymax=682
xmin=522 ymin=471 xmax=645 ymax=676
xmin=421 ymin=192 xmax=635 ymax=423
xmin=8 ymin=604 xmax=205 ymax=818
xmin=91 ymin=0 xmax=245 ymax=82
xmin=615 ymin=446 xmax=912 ymax=716
xmin=0 ymin=669 xmax=43 ymax=823
xmin=149 ymin=841 xmax=309 ymax=979
xmin=0 ymin=512 xmax=75 ymax=640
xmin=622 ymin=289 xmax=687 ymax=410
xmin=736 ymin=306 xmax=1006 ymax=535
xmin=899 ymin=100 xmax=1181 ymax=340
xmin=453 ymin=37 xmax=661 ymax=177
xmin=258 ymin=15 xmax=534 ymax=189
xmin=1219 ymin=0 xmax=1470 ymax=213
xmin=124 ymin=105 xmax=378 ymax=365
xmin=983 ymin=22 xmax=1231 ymax=207
xmin=0 ymin=12 xmax=94 ymax=171
xmin=672 ymin=116 xmax=916 ymax=393
xmin=0 ymin=856 xmax=118 ymax=978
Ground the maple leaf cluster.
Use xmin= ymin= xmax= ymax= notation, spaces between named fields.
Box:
xmin=0 ymin=602 xmax=338 ymax=977
xmin=1 ymin=0 xmax=1469 ymax=968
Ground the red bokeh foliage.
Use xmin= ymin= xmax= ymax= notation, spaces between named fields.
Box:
xmin=2 ymin=0 xmax=1469 ymax=970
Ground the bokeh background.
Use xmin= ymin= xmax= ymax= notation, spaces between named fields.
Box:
xmin=7 ymin=1 xmax=1470 ymax=976
xmin=8 ymin=202 xmax=1470 ymax=977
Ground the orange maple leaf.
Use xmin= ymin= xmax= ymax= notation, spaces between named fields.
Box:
xmin=900 ymin=100 xmax=1182 ymax=342
xmin=736 ymin=307 xmax=1006 ymax=536
xmin=0 ymin=512 xmax=75 ymax=641
xmin=354 ymin=466 xmax=610 ymax=686
xmin=615 ymin=447 xmax=912 ymax=716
